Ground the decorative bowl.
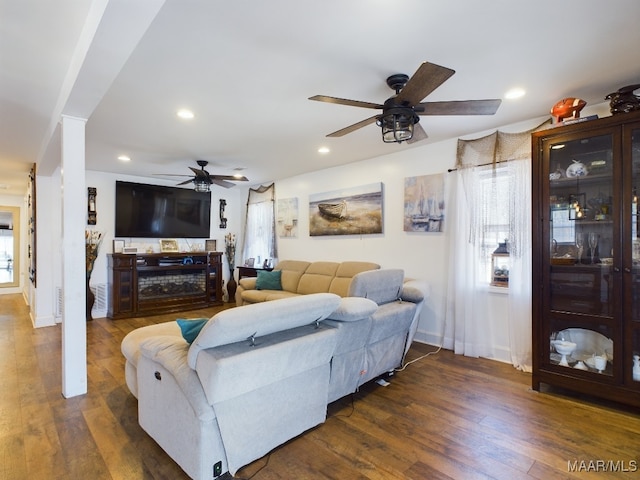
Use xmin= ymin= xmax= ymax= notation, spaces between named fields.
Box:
xmin=553 ymin=340 xmax=577 ymax=356
xmin=553 ymin=340 xmax=577 ymax=367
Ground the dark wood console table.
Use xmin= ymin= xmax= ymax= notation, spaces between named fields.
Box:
xmin=237 ymin=265 xmax=273 ymax=280
xmin=107 ymin=251 xmax=223 ymax=319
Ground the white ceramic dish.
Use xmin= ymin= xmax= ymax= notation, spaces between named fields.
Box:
xmin=558 ymin=328 xmax=613 ymax=358
xmin=566 ymin=160 xmax=588 ymax=178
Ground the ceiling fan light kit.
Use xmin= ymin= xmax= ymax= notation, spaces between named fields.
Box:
xmin=193 ymin=178 xmax=211 ymax=192
xmin=310 ymin=61 xmax=501 ymax=144
xmin=377 ymin=104 xmax=420 ymax=143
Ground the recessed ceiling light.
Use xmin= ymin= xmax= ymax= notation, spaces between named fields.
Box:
xmin=318 ymin=147 xmax=330 ymax=154
xmin=505 ymin=88 xmax=526 ymax=100
xmin=177 ymin=109 xmax=195 ymax=119
xmin=117 ymin=155 xmax=131 ymax=162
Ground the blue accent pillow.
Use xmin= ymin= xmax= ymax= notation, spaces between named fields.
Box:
xmin=176 ymin=318 xmax=209 ymax=344
xmin=255 ymin=270 xmax=282 ymax=290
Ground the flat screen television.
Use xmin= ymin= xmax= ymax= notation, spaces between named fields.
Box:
xmin=115 ymin=181 xmax=211 ymax=238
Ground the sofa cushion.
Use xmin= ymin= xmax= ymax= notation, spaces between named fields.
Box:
xmin=176 ymin=318 xmax=209 ymax=344
xmin=187 ymin=293 xmax=341 ymax=368
xmin=327 ymin=297 xmax=378 ymax=322
xmin=241 ymin=289 xmax=299 ymax=303
xmin=256 ymin=270 xmax=282 ymax=290
xmin=328 ymin=261 xmax=380 ymax=296
xmin=121 ymin=321 xmax=182 ymax=367
xmin=348 ymin=269 xmax=404 ymax=305
xmin=275 ymin=260 xmax=311 ymax=292
xmin=297 ymin=262 xmax=339 ymax=295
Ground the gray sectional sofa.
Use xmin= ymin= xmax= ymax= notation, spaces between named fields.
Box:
xmin=121 ymin=268 xmax=426 ymax=479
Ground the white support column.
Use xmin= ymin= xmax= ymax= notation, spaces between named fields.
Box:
xmin=60 ymin=115 xmax=87 ymax=398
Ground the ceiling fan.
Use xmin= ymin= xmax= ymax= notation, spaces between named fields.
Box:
xmin=309 ymin=61 xmax=502 ymax=144
xmin=156 ymin=160 xmax=249 ymax=191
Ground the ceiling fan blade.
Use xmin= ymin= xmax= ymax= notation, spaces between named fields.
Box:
xmin=407 ymin=123 xmax=428 ymax=144
xmin=176 ymin=179 xmax=194 ymax=186
xmin=309 ymin=95 xmax=383 ymax=110
xmin=189 ymin=166 xmax=209 ymax=178
xmin=326 ymin=115 xmax=379 ymax=137
xmin=153 ymin=173 xmax=193 ymax=177
xmin=395 ymin=62 xmax=455 ymax=105
xmin=210 ymin=175 xmax=249 ymax=182
xmin=211 ymin=179 xmax=236 ymax=188
xmin=416 ymin=99 xmax=502 ymax=115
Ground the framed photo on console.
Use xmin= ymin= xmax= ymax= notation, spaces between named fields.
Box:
xmin=112 ymin=239 xmax=125 ymax=254
xmin=205 ymin=239 xmax=217 ymax=252
xmin=160 ymin=239 xmax=179 ymax=252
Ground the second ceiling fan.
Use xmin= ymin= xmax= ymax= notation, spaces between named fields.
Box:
xmin=309 ymin=61 xmax=502 ymax=143
xmin=157 ymin=160 xmax=248 ymax=191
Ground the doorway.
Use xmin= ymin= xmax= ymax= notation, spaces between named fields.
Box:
xmin=0 ymin=206 xmax=20 ymax=288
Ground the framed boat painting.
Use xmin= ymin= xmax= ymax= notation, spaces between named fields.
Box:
xmin=404 ymin=174 xmax=445 ymax=232
xmin=309 ymin=182 xmax=383 ymax=236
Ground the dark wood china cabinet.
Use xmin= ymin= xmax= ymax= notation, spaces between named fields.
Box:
xmin=532 ymin=110 xmax=640 ymax=407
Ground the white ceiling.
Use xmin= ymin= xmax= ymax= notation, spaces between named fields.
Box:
xmin=2 ymin=0 xmax=640 ymax=197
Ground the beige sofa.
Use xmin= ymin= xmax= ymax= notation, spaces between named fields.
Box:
xmin=235 ymin=259 xmax=380 ymax=305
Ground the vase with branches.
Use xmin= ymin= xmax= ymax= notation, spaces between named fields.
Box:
xmin=86 ymin=230 xmax=103 ymax=320
xmin=224 ymin=233 xmax=237 ymax=302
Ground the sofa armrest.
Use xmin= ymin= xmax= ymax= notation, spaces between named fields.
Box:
xmin=326 ymin=297 xmax=377 ymax=322
xmin=139 ymin=335 xmax=215 ymax=422
xmin=400 ymin=280 xmax=428 ymax=304
xmin=238 ymin=277 xmax=257 ymax=290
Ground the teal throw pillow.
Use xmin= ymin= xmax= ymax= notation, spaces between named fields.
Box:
xmin=176 ymin=318 xmax=209 ymax=344
xmin=255 ymin=270 xmax=282 ymax=290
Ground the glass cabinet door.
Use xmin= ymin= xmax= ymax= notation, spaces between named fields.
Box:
xmin=545 ymin=132 xmax=616 ymax=376
xmin=629 ymin=126 xmax=640 ymax=384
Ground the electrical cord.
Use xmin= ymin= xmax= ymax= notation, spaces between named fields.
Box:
xmin=394 ymin=344 xmax=442 ymax=372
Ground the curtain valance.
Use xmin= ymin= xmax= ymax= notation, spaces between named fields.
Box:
xmin=455 ymin=120 xmax=550 ymax=169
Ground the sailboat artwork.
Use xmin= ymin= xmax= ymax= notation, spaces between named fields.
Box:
xmin=277 ymin=197 xmax=299 ymax=238
xmin=404 ymin=174 xmax=445 ymax=232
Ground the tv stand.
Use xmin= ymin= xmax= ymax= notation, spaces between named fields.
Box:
xmin=107 ymin=252 xmax=223 ymax=319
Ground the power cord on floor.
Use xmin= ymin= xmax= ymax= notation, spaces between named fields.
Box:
xmin=394 ymin=344 xmax=443 ymax=372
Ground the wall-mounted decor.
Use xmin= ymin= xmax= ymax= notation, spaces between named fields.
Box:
xmin=87 ymin=187 xmax=97 ymax=225
xmin=219 ymin=199 xmax=227 ymax=229
xmin=160 ymin=239 xmax=179 ymax=252
xmin=403 ymin=173 xmax=445 ymax=232
xmin=28 ymin=164 xmax=36 ymax=286
xmin=309 ymin=183 xmax=383 ymax=236
xmin=277 ymin=197 xmax=299 ymax=237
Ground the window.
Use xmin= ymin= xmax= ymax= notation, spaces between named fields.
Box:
xmin=475 ymin=165 xmax=511 ymax=285
xmin=241 ymin=184 xmax=277 ymax=266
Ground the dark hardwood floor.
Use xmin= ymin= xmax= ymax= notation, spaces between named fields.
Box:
xmin=1 ymin=292 xmax=639 ymax=479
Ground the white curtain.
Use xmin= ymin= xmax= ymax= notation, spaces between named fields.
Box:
xmin=242 ymin=184 xmax=277 ymax=266
xmin=445 ymin=166 xmax=493 ymax=358
xmin=506 ymin=158 xmax=533 ymax=372
xmin=445 ymin=122 xmax=548 ymax=371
